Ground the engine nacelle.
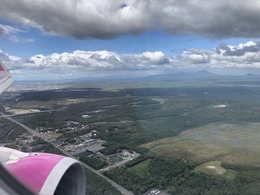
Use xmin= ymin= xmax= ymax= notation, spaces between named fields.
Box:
xmin=0 ymin=147 xmax=86 ymax=195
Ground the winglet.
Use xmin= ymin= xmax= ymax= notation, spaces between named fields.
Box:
xmin=0 ymin=61 xmax=14 ymax=95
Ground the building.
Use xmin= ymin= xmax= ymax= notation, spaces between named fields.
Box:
xmin=143 ymin=188 xmax=171 ymax=195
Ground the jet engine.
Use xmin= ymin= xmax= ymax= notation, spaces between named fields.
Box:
xmin=0 ymin=147 xmax=86 ymax=195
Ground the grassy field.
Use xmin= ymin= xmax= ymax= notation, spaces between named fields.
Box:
xmin=127 ymin=159 xmax=151 ymax=178
xmin=142 ymin=122 xmax=260 ymax=166
xmin=195 ymin=161 xmax=238 ymax=179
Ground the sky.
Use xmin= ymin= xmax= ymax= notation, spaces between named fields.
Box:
xmin=1 ymin=0 xmax=260 ymax=80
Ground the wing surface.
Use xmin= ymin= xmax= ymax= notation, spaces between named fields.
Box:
xmin=0 ymin=61 xmax=14 ymax=95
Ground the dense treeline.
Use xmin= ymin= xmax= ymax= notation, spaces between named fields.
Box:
xmin=125 ymin=155 xmax=150 ymax=168
xmin=104 ymin=157 xmax=188 ymax=194
xmin=168 ymin=166 xmax=260 ymax=195
xmin=84 ymin=168 xmax=121 ymax=195
xmin=30 ymin=139 xmax=63 ymax=154
xmin=79 ymin=156 xmax=108 ymax=170
xmin=105 ymin=157 xmax=260 ymax=195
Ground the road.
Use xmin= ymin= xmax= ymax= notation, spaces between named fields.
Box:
xmin=0 ymin=112 xmax=134 ymax=195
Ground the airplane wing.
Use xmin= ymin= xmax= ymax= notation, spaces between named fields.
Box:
xmin=0 ymin=61 xmax=86 ymax=195
xmin=0 ymin=61 xmax=14 ymax=95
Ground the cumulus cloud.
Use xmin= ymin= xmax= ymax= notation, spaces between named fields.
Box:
xmin=2 ymin=40 xmax=260 ymax=79
xmin=0 ymin=50 xmax=25 ymax=71
xmin=27 ymin=50 xmax=173 ymax=71
xmin=179 ymin=41 xmax=260 ymax=69
xmin=1 ymin=0 xmax=260 ymax=39
xmin=179 ymin=48 xmax=210 ymax=64
xmin=215 ymin=41 xmax=260 ymax=56
xmin=214 ymin=41 xmax=260 ymax=64
xmin=0 ymin=49 xmax=174 ymax=79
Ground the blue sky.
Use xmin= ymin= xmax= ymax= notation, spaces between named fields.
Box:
xmin=0 ymin=1 xmax=260 ymax=80
xmin=1 ymin=27 xmax=253 ymax=57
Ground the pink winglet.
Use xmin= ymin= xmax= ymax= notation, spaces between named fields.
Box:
xmin=0 ymin=65 xmax=5 ymax=71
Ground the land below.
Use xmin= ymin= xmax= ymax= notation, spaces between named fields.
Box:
xmin=1 ymin=74 xmax=260 ymax=194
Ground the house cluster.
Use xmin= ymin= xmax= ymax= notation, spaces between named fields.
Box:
xmin=35 ymin=121 xmax=103 ymax=154
xmin=36 ymin=121 xmax=89 ymax=134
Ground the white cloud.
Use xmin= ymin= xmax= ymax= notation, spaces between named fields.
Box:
xmin=28 ymin=50 xmax=173 ymax=71
xmin=0 ymin=24 xmax=35 ymax=42
xmin=0 ymin=50 xmax=174 ymax=79
xmin=3 ymin=40 xmax=260 ymax=80
xmin=1 ymin=0 xmax=260 ymax=39
xmin=179 ymin=48 xmax=210 ymax=64
xmin=0 ymin=24 xmax=22 ymax=36
xmin=212 ymin=41 xmax=260 ymax=65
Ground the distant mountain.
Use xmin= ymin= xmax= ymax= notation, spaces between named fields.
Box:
xmin=194 ymin=70 xmax=217 ymax=76
xmin=36 ymin=70 xmax=260 ymax=84
xmin=142 ymin=70 xmax=219 ymax=81
xmin=243 ymin=73 xmax=256 ymax=77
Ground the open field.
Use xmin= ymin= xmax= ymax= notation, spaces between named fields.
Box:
xmin=195 ymin=161 xmax=238 ymax=179
xmin=142 ymin=122 xmax=260 ymax=165
xmin=5 ymin=107 xmax=41 ymax=115
xmin=5 ymin=98 xmax=92 ymax=110
xmin=196 ymin=161 xmax=227 ymax=175
xmin=127 ymin=159 xmax=151 ymax=178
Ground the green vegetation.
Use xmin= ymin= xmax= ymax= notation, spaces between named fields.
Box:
xmin=105 ymin=156 xmax=260 ymax=195
xmin=2 ymin=77 xmax=260 ymax=194
xmin=104 ymin=157 xmax=187 ymax=194
xmin=125 ymin=154 xmax=150 ymax=168
xmin=0 ymin=119 xmax=25 ymax=143
xmin=143 ymin=122 xmax=260 ymax=165
xmin=195 ymin=161 xmax=238 ymax=179
xmin=127 ymin=159 xmax=151 ymax=178
xmin=84 ymin=168 xmax=121 ymax=195
xmin=79 ymin=156 xmax=107 ymax=170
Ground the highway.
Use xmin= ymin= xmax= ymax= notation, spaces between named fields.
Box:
xmin=0 ymin=111 xmax=134 ymax=195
